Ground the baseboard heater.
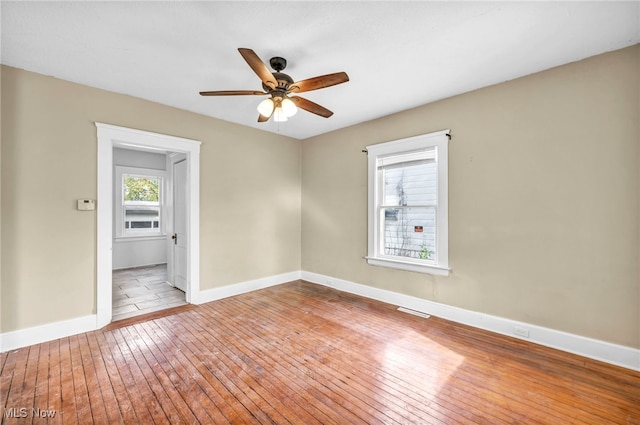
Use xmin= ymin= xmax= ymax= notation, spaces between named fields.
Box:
xmin=397 ymin=306 xmax=431 ymax=319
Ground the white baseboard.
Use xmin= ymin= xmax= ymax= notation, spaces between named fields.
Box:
xmin=194 ymin=271 xmax=302 ymax=305
xmin=0 ymin=271 xmax=301 ymax=353
xmin=301 ymin=270 xmax=640 ymax=372
xmin=3 ymin=270 xmax=638 ymax=372
xmin=0 ymin=315 xmax=97 ymax=353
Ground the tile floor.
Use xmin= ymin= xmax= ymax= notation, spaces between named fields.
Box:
xmin=112 ymin=263 xmax=186 ymax=322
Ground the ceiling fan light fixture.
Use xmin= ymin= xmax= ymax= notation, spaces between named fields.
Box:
xmin=281 ymin=97 xmax=297 ymax=117
xmin=257 ymin=98 xmax=275 ymax=117
xmin=273 ymin=106 xmax=288 ymax=122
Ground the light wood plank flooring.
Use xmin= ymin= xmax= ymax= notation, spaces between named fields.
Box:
xmin=1 ymin=281 xmax=639 ymax=424
xmin=112 ymin=264 xmax=186 ymax=322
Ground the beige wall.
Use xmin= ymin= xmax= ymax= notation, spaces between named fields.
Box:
xmin=2 ymin=45 xmax=638 ymax=350
xmin=302 ymin=45 xmax=640 ymax=348
xmin=1 ymin=65 xmax=301 ymax=333
xmin=0 ymin=64 xmax=3 ymax=335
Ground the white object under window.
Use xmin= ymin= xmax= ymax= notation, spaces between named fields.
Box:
xmin=115 ymin=166 xmax=166 ymax=238
xmin=366 ymin=129 xmax=450 ymax=276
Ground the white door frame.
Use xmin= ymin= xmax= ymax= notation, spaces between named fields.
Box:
xmin=96 ymin=122 xmax=201 ymax=328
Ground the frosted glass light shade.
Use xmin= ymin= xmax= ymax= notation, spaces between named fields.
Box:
xmin=273 ymin=107 xmax=287 ymax=122
xmin=257 ymin=98 xmax=275 ymax=117
xmin=281 ymin=98 xmax=297 ymax=117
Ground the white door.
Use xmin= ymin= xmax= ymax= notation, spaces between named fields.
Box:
xmin=172 ymin=159 xmax=188 ymax=292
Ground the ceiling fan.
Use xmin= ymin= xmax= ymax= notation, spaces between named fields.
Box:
xmin=200 ymin=48 xmax=349 ymax=123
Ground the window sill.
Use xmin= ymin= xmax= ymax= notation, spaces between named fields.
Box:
xmin=114 ymin=235 xmax=167 ymax=243
xmin=365 ymin=256 xmax=450 ymax=276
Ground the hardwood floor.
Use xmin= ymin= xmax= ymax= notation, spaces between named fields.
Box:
xmin=1 ymin=280 xmax=639 ymax=424
xmin=112 ymin=264 xmax=186 ymax=322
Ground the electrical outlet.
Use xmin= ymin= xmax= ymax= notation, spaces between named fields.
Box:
xmin=514 ymin=327 xmax=530 ymax=338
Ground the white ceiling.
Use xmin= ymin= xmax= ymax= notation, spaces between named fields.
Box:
xmin=2 ymin=1 xmax=639 ymax=140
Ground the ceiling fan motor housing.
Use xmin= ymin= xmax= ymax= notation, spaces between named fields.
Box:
xmin=263 ymin=71 xmax=293 ymax=92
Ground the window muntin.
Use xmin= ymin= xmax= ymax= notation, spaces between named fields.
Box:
xmin=367 ymin=130 xmax=450 ymax=276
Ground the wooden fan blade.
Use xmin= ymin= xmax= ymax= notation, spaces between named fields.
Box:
xmin=288 ymin=72 xmax=349 ymax=93
xmin=290 ymin=96 xmax=333 ymax=118
xmin=258 ymin=114 xmax=270 ymax=123
xmin=238 ymin=48 xmax=277 ymax=89
xmin=199 ymin=90 xmax=267 ymax=96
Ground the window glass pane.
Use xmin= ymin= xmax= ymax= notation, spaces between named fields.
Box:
xmin=124 ymin=205 xmax=160 ymax=233
xmin=382 ymin=161 xmax=437 ymax=206
xmin=124 ymin=176 xmax=159 ymax=202
xmin=123 ymin=174 xmax=161 ymax=234
xmin=382 ymin=207 xmax=436 ymax=261
xmin=378 ymin=149 xmax=435 ymax=167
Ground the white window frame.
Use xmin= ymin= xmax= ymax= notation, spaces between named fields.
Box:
xmin=114 ymin=166 xmax=167 ymax=239
xmin=366 ymin=129 xmax=450 ymax=276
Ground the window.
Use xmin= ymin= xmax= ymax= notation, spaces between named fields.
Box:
xmin=115 ymin=167 xmax=166 ymax=238
xmin=366 ymin=130 xmax=450 ymax=276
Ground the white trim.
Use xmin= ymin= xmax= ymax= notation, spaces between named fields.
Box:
xmin=0 ymin=271 xmax=300 ymax=352
xmin=2 ymin=269 xmax=638 ymax=371
xmin=97 ymin=129 xmax=113 ymax=328
xmin=365 ymin=129 xmax=451 ymax=154
xmin=96 ymin=122 xmax=201 ymax=328
xmin=366 ymin=130 xmax=450 ymax=275
xmin=112 ymin=261 xmax=168 ymax=271
xmin=0 ymin=315 xmax=97 ymax=353
xmin=194 ymin=271 xmax=302 ymax=305
xmin=366 ymin=256 xmax=451 ymax=276
xmin=301 ymin=270 xmax=640 ymax=371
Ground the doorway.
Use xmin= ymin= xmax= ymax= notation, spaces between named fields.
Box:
xmin=111 ymin=147 xmax=187 ymax=321
xmin=96 ymin=123 xmax=201 ymax=328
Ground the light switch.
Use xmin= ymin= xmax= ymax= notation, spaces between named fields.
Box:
xmin=77 ymin=199 xmax=96 ymax=211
